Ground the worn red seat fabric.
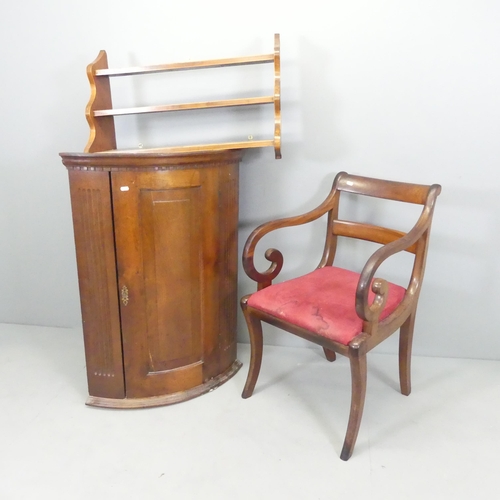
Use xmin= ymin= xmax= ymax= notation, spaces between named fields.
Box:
xmin=247 ymin=266 xmax=406 ymax=346
xmin=240 ymin=172 xmax=441 ymax=460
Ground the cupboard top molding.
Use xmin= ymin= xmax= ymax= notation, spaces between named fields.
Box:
xmin=84 ymin=34 xmax=281 ymax=159
xmin=60 ymin=149 xmax=244 ymax=171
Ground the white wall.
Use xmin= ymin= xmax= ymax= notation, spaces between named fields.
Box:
xmin=1 ymin=1 xmax=499 ymax=359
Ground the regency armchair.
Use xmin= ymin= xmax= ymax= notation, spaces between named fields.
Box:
xmin=240 ymin=171 xmax=441 ymax=460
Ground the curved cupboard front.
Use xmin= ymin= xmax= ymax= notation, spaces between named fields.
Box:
xmin=60 ymin=150 xmax=243 ymax=408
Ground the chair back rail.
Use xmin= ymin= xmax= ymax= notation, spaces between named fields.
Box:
xmin=332 ymin=220 xmax=418 ymax=254
xmin=336 ymin=172 xmax=434 ymax=205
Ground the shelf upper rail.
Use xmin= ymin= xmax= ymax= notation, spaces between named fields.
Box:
xmin=95 ymin=54 xmax=275 ymax=77
xmin=84 ymin=34 xmax=281 ymax=159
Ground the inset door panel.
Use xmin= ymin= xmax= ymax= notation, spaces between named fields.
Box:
xmin=141 ymin=187 xmax=203 ymax=372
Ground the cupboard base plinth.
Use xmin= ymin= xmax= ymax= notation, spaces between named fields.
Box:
xmin=85 ymin=360 xmax=242 ymax=409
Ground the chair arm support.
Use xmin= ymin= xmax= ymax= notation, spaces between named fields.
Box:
xmin=355 ymin=185 xmax=440 ymax=322
xmin=242 ymin=194 xmax=335 ymax=287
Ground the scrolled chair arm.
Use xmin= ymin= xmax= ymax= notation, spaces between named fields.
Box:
xmin=242 ymin=245 xmax=284 ymax=287
xmin=355 ymin=229 xmax=427 ymax=323
xmin=242 ymin=193 xmax=336 ymax=288
xmin=355 ymin=242 xmax=399 ymax=323
xmin=355 ymin=185 xmax=440 ymax=323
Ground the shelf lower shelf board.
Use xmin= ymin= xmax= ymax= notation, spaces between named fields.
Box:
xmin=98 ymin=139 xmax=276 ymax=155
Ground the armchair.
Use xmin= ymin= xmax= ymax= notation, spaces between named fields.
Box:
xmin=240 ymin=171 xmax=441 ymax=460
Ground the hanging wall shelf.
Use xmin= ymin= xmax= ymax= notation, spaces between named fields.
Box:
xmin=85 ymin=34 xmax=281 ymax=158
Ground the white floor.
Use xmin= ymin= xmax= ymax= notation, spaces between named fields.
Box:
xmin=1 ymin=323 xmax=499 ymax=499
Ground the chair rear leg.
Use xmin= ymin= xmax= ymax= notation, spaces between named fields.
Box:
xmin=241 ymin=302 xmax=264 ymax=399
xmin=340 ymin=352 xmax=367 ymax=461
xmin=323 ymin=347 xmax=336 ymax=362
xmin=399 ymin=311 xmax=416 ymax=396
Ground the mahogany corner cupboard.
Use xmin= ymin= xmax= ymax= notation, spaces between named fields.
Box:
xmin=60 ymin=150 xmax=243 ymax=408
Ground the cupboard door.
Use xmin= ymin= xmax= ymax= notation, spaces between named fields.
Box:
xmin=111 ymin=169 xmax=209 ymax=398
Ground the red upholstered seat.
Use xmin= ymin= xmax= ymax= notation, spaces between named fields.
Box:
xmin=247 ymin=266 xmax=406 ymax=345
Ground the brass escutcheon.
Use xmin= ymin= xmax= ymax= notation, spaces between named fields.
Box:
xmin=121 ymin=285 xmax=129 ymax=306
